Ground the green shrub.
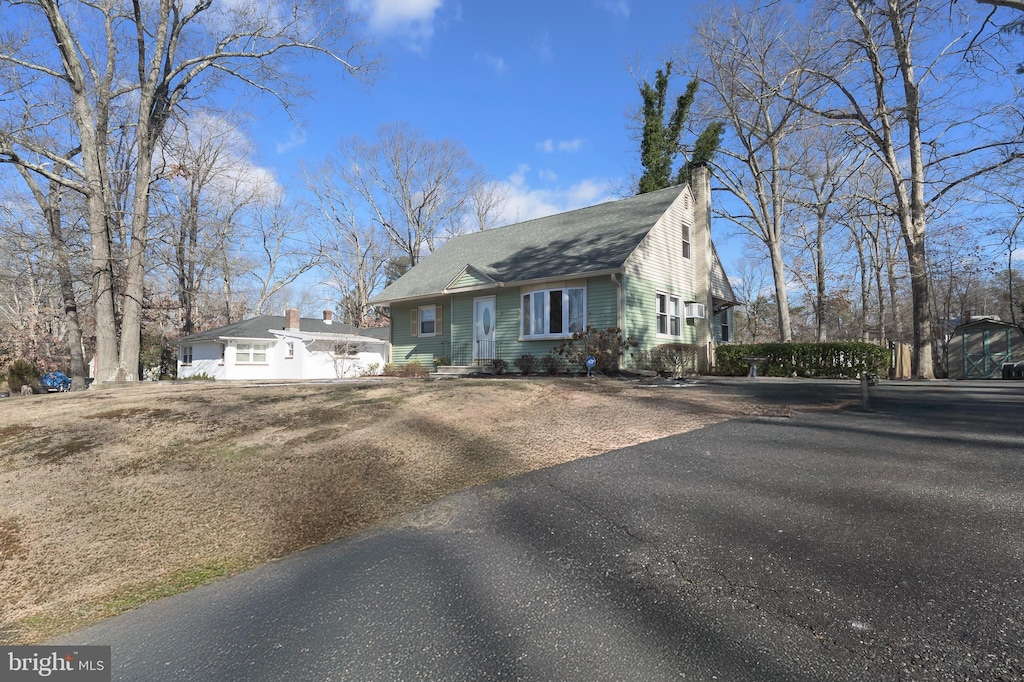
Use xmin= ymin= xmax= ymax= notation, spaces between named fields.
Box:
xmin=541 ymin=353 xmax=565 ymax=376
xmin=715 ymin=342 xmax=889 ymax=378
xmin=635 ymin=343 xmax=700 ymax=377
xmin=490 ymin=358 xmax=509 ymax=375
xmin=7 ymin=360 xmax=39 ymax=393
xmin=513 ymin=354 xmax=538 ymax=375
xmin=553 ymin=326 xmax=638 ymax=375
xmin=180 ymin=372 xmax=214 ymax=381
xmin=402 ymin=361 xmax=428 ymax=378
xmin=432 ymin=355 xmax=451 ymax=368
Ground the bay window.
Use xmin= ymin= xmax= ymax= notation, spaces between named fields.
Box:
xmin=521 ymin=287 xmax=585 ymax=338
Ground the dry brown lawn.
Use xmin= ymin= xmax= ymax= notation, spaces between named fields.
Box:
xmin=0 ymin=376 xmax=810 ymax=644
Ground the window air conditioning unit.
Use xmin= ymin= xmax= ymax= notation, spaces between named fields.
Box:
xmin=685 ymin=302 xmax=706 ymax=319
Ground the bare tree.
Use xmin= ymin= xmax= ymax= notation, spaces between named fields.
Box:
xmin=807 ymin=0 xmax=1023 ymax=377
xmin=0 ymin=0 xmax=371 ymax=381
xmin=303 ymin=155 xmax=389 ymax=327
xmin=788 ymin=127 xmax=865 ymax=341
xmin=151 ymin=112 xmax=269 ymax=335
xmin=688 ymin=3 xmax=823 ymax=342
xmin=337 ymin=122 xmax=489 ymax=267
xmin=241 ymin=194 xmax=321 ymax=316
xmin=11 ymin=156 xmax=90 ymax=388
xmin=730 ymin=253 xmax=777 ymax=343
xmin=975 ymin=0 xmax=1024 ymax=11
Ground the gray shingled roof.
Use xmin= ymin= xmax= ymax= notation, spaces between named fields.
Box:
xmin=174 ymin=316 xmax=389 ymax=344
xmin=371 ymin=184 xmax=687 ymax=304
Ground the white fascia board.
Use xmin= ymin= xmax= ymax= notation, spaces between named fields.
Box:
xmin=502 ymin=268 xmax=623 ymax=288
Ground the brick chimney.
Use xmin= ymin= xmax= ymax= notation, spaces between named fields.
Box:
xmin=285 ymin=308 xmax=300 ymax=331
xmin=323 ymin=310 xmax=333 ymax=325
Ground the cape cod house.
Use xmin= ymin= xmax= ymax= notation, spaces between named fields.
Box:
xmin=174 ymin=309 xmax=389 ymax=380
xmin=371 ymin=166 xmax=737 ymax=372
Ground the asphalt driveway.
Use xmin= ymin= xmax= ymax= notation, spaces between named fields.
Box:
xmin=53 ymin=379 xmax=1024 ymax=681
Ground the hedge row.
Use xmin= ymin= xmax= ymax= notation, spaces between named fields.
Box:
xmin=716 ymin=342 xmax=889 ymax=378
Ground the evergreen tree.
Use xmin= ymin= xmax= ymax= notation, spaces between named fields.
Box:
xmin=637 ymin=62 xmax=724 ymax=194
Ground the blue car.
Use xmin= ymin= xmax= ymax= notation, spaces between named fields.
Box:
xmin=40 ymin=371 xmax=72 ymax=392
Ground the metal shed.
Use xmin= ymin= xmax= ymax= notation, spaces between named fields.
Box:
xmin=946 ymin=318 xmax=1024 ymax=379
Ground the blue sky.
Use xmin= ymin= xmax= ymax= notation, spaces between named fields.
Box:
xmin=247 ymin=0 xmax=735 ymax=250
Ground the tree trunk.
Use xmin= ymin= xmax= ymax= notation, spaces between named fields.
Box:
xmin=46 ymin=190 xmax=88 ymax=390
xmin=769 ymin=239 xmax=792 ymax=341
xmin=855 ymin=231 xmax=869 ymax=340
xmin=889 ymin=0 xmax=935 ymax=378
xmin=816 ymin=207 xmax=828 ymax=342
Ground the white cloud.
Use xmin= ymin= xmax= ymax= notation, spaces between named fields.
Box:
xmin=275 ymin=128 xmax=307 ymax=154
xmin=598 ymin=0 xmax=630 ymax=19
xmin=496 ymin=166 xmax=612 ymax=224
xmin=354 ymin=0 xmax=443 ymax=46
xmin=536 ymin=138 xmax=584 ymax=154
xmin=475 ymin=51 xmax=508 ymax=75
xmin=538 ymin=169 xmax=558 ymax=182
xmin=158 ymin=112 xmax=283 ymax=203
xmin=533 ymin=29 xmax=553 ymax=61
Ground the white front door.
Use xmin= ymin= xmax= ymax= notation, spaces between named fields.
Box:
xmin=473 ymin=296 xmax=496 ymax=361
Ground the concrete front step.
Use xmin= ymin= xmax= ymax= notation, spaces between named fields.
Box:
xmin=433 ymin=365 xmax=493 ymax=376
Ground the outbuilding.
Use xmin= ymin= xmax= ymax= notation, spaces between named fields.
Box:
xmin=173 ymin=309 xmax=389 ymax=381
xmin=946 ymin=317 xmax=1024 ymax=379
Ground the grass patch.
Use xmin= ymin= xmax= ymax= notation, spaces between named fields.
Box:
xmin=85 ymin=408 xmax=177 ymax=421
xmin=218 ymin=445 xmax=264 ymax=461
xmin=0 ymin=425 xmax=39 ymax=447
xmin=35 ymin=436 xmax=94 ymax=464
xmin=9 ymin=560 xmax=252 ymax=643
xmin=0 ymin=517 xmax=27 ymax=565
xmin=100 ymin=560 xmax=250 ymax=616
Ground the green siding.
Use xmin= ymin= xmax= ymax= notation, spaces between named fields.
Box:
xmin=389 ymin=276 xmax=621 ymax=367
xmin=452 ymin=269 xmax=492 ymax=288
xmin=586 ymin=276 xmax=618 ymax=329
xmin=623 ymin=274 xmax=698 ymax=367
xmin=390 ymin=300 xmax=449 ymax=366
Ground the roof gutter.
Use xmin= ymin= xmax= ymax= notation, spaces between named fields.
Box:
xmin=378 ymin=268 xmax=626 ymax=306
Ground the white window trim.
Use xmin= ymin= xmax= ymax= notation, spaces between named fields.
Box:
xmin=418 ymin=305 xmax=437 ymax=337
xmin=520 ymin=286 xmax=586 ymax=340
xmin=285 ymin=341 xmax=295 ymax=359
xmin=656 ymin=291 xmax=683 ymax=339
xmin=236 ymin=342 xmax=269 ymax=364
xmin=682 ymin=222 xmax=691 ymax=260
xmin=181 ymin=346 xmax=193 ymax=365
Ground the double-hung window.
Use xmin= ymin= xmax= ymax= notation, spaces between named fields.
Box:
xmin=419 ymin=306 xmax=436 ymax=336
xmin=656 ymin=292 xmax=682 ymax=337
xmin=236 ymin=342 xmax=268 ymax=364
xmin=181 ymin=346 xmax=193 ymax=365
xmin=521 ymin=287 xmax=585 ymax=338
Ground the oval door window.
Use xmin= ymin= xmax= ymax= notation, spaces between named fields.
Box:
xmin=482 ymin=307 xmax=492 ymax=335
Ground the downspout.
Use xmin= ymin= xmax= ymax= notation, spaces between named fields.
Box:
xmin=387 ymin=306 xmax=393 ymax=364
xmin=611 ymin=272 xmax=625 ymax=367
xmin=611 ymin=273 xmax=623 ymax=329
